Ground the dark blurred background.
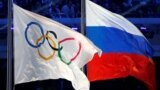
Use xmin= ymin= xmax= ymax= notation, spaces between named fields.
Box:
xmin=0 ymin=0 xmax=160 ymax=90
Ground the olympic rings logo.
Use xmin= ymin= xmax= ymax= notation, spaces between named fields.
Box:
xmin=24 ymin=22 xmax=82 ymax=65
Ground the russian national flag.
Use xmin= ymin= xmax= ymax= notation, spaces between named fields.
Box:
xmin=86 ymin=0 xmax=156 ymax=90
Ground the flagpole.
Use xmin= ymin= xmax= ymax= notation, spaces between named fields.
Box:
xmin=7 ymin=0 xmax=13 ymax=90
xmin=81 ymin=0 xmax=86 ymax=35
xmin=81 ymin=0 xmax=87 ymax=73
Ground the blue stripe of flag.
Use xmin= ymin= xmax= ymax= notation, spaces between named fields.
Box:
xmin=86 ymin=26 xmax=153 ymax=57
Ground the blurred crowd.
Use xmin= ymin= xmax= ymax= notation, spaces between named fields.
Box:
xmin=15 ymin=0 xmax=81 ymax=18
xmin=92 ymin=0 xmax=160 ymax=17
xmin=0 ymin=0 xmax=7 ymax=18
xmin=0 ymin=0 xmax=160 ymax=18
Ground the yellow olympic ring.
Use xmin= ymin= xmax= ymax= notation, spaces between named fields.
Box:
xmin=36 ymin=35 xmax=56 ymax=61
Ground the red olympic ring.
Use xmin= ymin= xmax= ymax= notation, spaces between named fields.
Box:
xmin=59 ymin=37 xmax=82 ymax=62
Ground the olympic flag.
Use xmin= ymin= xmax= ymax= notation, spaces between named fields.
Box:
xmin=86 ymin=0 xmax=156 ymax=90
xmin=13 ymin=4 xmax=100 ymax=90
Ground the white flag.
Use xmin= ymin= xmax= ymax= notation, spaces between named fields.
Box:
xmin=14 ymin=4 xmax=101 ymax=90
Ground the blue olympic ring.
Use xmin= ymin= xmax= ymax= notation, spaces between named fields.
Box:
xmin=25 ymin=22 xmax=45 ymax=48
